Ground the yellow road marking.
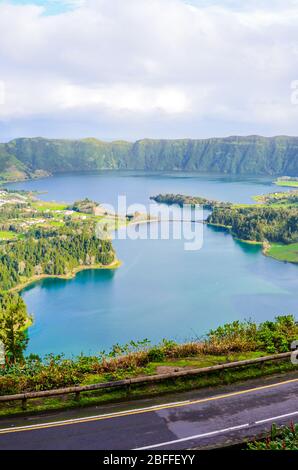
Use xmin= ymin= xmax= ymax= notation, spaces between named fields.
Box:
xmin=0 ymin=377 xmax=298 ymax=435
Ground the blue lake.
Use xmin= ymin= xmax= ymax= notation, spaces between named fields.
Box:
xmin=8 ymin=172 xmax=298 ymax=357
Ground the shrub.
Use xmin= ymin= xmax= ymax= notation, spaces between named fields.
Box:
xmin=248 ymin=423 xmax=298 ymax=450
xmin=0 ymin=316 xmax=297 ymax=395
xmin=255 ymin=315 xmax=298 ymax=353
xmin=207 ymin=315 xmax=298 ymax=354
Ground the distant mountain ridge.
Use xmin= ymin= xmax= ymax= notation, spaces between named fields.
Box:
xmin=0 ymin=135 xmax=298 ymax=181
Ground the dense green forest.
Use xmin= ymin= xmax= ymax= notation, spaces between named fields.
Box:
xmin=207 ymin=190 xmax=298 ymax=244
xmin=208 ymin=206 xmax=298 ymax=244
xmin=153 ymin=191 xmax=298 ymax=243
xmin=0 ymin=195 xmax=116 ymax=291
xmin=151 ymin=193 xmax=230 ymax=210
xmin=0 ymin=191 xmax=118 ymax=361
xmin=1 ymin=135 xmax=298 ymax=181
xmin=0 ymin=233 xmax=115 ymax=291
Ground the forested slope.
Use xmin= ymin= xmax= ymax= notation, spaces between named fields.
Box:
xmin=0 ymin=135 xmax=298 ymax=180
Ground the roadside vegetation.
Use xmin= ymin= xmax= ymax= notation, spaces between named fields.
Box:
xmin=0 ymin=316 xmax=297 ymax=417
xmin=0 ymin=315 xmax=296 ymax=395
xmin=248 ymin=423 xmax=298 ymax=450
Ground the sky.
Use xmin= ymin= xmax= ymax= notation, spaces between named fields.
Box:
xmin=0 ymin=0 xmax=298 ymax=141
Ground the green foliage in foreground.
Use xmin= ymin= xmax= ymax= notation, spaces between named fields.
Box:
xmin=1 ymin=357 xmax=294 ymax=418
xmin=248 ymin=423 xmax=298 ymax=450
xmin=0 ymin=292 xmax=31 ymax=363
xmin=208 ymin=315 xmax=298 ymax=354
xmin=0 ymin=316 xmax=296 ymax=395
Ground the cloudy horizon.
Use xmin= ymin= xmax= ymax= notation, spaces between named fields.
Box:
xmin=1 ymin=0 xmax=298 ymax=141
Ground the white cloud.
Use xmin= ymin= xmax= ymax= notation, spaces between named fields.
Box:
xmin=0 ymin=0 xmax=298 ymax=139
xmin=0 ymin=81 xmax=5 ymax=105
xmin=55 ymin=84 xmax=190 ymax=114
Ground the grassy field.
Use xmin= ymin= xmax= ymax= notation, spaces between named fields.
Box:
xmin=80 ymin=351 xmax=265 ymax=385
xmin=253 ymin=194 xmax=294 ymax=206
xmin=0 ymin=230 xmax=17 ymax=240
xmin=266 ymin=243 xmax=298 ymax=263
xmin=32 ymin=201 xmax=68 ymax=211
xmin=47 ymin=220 xmax=65 ymax=227
xmin=275 ymin=180 xmax=298 ymax=188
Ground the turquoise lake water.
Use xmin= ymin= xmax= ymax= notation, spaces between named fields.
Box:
xmin=8 ymin=172 xmax=298 ymax=357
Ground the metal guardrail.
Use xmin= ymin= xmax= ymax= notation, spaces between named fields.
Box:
xmin=0 ymin=352 xmax=292 ymax=410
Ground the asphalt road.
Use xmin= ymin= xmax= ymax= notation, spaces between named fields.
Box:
xmin=1 ymin=373 xmax=298 ymax=450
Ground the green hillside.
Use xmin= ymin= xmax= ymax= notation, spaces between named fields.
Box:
xmin=0 ymin=135 xmax=298 ymax=181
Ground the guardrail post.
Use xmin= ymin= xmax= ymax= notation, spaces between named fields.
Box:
xmin=21 ymin=397 xmax=27 ymax=411
xmin=218 ymin=366 xmax=226 ymax=382
xmin=74 ymin=391 xmax=80 ymax=401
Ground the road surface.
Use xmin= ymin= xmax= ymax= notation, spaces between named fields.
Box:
xmin=0 ymin=372 xmax=298 ymax=450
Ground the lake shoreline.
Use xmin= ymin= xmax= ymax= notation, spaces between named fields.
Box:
xmin=10 ymin=259 xmax=122 ymax=293
xmin=263 ymin=242 xmax=298 ymax=265
xmin=13 ymin=172 xmax=297 ymax=357
xmin=207 ymin=222 xmax=298 ymax=264
xmin=207 ymin=221 xmax=263 ymax=245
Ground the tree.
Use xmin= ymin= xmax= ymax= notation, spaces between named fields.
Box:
xmin=0 ymin=293 xmax=32 ymax=363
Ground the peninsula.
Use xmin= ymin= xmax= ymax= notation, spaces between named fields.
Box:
xmin=152 ymin=190 xmax=298 ymax=264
